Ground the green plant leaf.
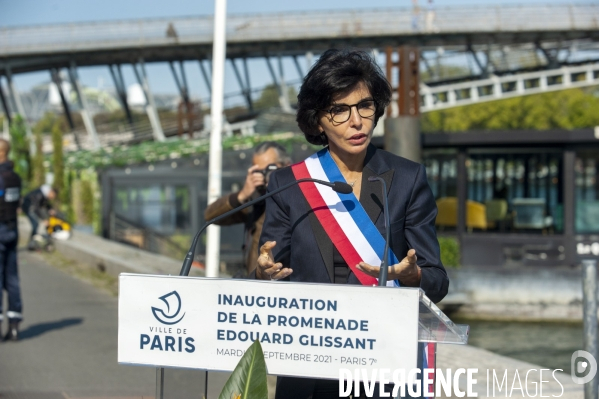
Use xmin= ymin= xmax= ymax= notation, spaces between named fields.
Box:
xmin=218 ymin=340 xmax=268 ymax=399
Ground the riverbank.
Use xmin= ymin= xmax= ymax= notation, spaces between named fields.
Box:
xmin=440 ymin=266 xmax=584 ymax=322
xmin=456 ymin=318 xmax=582 ymax=374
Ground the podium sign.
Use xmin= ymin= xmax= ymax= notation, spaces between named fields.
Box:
xmin=118 ymin=274 xmax=420 ymax=380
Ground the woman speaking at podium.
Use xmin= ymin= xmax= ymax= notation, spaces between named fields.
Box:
xmin=255 ymin=49 xmax=449 ymax=399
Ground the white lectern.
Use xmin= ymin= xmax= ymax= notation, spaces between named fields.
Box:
xmin=118 ymin=274 xmax=468 ymax=398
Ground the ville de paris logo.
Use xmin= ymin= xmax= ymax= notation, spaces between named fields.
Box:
xmin=151 ymin=291 xmax=186 ymax=325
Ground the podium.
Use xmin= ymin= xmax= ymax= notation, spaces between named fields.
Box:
xmin=118 ymin=274 xmax=468 ymax=398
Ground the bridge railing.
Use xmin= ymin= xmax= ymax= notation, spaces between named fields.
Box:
xmin=417 ymin=62 xmax=599 ymax=113
xmin=1 ymin=4 xmax=597 ymax=56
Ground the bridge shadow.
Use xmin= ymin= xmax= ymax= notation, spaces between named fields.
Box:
xmin=18 ymin=317 xmax=83 ymax=340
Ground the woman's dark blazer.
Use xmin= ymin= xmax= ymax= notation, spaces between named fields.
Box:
xmin=259 ymin=144 xmax=449 ymax=399
xmin=259 ymin=144 xmax=448 ymax=301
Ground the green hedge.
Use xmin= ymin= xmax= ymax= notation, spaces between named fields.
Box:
xmin=60 ymin=132 xmax=317 ymax=171
xmin=438 ymin=236 xmax=460 ymax=268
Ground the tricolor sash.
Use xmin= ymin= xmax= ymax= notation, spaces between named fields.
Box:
xmin=291 ymin=149 xmax=400 ymax=287
xmin=422 ymin=342 xmax=436 ymax=398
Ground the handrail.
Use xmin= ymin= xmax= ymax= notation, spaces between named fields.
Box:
xmin=417 ymin=62 xmax=599 ymax=113
xmin=67 ymin=114 xmax=204 ymax=152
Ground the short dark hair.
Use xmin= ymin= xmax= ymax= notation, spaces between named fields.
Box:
xmin=296 ymin=49 xmax=392 ymax=146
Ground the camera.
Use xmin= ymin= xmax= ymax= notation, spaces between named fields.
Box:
xmin=253 ymin=164 xmax=279 ymax=183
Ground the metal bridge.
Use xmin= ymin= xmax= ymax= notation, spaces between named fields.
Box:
xmin=2 ymin=4 xmax=598 ymax=70
xmin=1 ymin=4 xmax=598 ymax=149
xmin=418 ymin=62 xmax=599 ymax=113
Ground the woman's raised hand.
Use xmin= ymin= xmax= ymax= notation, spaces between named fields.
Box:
xmin=356 ymin=249 xmax=421 ymax=286
xmin=256 ymin=241 xmax=293 ymax=281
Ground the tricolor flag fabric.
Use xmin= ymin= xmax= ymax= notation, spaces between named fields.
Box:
xmin=422 ymin=342 xmax=437 ymax=399
xmin=291 ymin=149 xmax=400 ymax=287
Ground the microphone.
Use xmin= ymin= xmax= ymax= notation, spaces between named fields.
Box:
xmin=179 ymin=178 xmax=353 ymax=276
xmin=368 ymin=176 xmax=391 ymax=286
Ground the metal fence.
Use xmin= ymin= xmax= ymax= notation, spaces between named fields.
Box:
xmin=1 ymin=4 xmax=598 ymax=56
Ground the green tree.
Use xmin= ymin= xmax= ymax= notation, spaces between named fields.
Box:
xmin=8 ymin=115 xmax=31 ymax=185
xmin=422 ymin=87 xmax=599 ymax=132
xmin=254 ymin=84 xmax=297 ymax=110
xmin=80 ymin=179 xmax=94 ymax=225
xmin=52 ymin=122 xmax=66 ymax=207
xmin=31 ymin=128 xmax=45 ymax=187
xmin=65 ymin=169 xmax=75 ymax=223
xmin=33 ymin=112 xmax=66 ymax=134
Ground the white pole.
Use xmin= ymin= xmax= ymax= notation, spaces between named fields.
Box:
xmin=205 ymin=0 xmax=227 ymax=278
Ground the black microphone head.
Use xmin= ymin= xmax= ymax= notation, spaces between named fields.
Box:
xmin=332 ymin=181 xmax=353 ymax=194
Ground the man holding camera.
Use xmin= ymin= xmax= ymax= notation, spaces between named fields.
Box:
xmin=204 ymin=141 xmax=291 ymax=275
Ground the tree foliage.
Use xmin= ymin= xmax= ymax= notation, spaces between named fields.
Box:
xmin=33 ymin=112 xmax=68 ymax=134
xmin=422 ymin=87 xmax=599 ymax=132
xmin=31 ymin=129 xmax=45 ymax=187
xmin=438 ymin=236 xmax=460 ymax=268
xmin=52 ymin=122 xmax=65 ymax=206
xmin=254 ymin=84 xmax=297 ymax=111
xmin=8 ymin=115 xmax=31 ymax=184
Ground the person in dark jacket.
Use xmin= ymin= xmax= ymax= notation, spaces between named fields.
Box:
xmin=22 ymin=184 xmax=57 ymax=249
xmin=204 ymin=142 xmax=291 ymax=275
xmin=0 ymin=139 xmax=23 ymax=341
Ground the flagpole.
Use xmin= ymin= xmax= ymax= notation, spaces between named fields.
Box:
xmin=205 ymin=0 xmax=227 ymax=278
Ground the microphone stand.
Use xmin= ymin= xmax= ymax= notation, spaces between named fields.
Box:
xmin=179 ymin=178 xmax=353 ymax=276
xmin=368 ymin=176 xmax=391 ymax=286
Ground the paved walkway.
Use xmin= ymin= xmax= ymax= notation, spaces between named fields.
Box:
xmin=0 ymin=250 xmax=226 ymax=399
xmin=437 ymin=343 xmax=582 ymax=398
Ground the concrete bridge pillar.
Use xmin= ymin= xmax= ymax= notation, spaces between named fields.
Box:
xmin=108 ymin=64 xmax=134 ymax=125
xmin=133 ymin=59 xmax=165 ymax=142
xmin=384 ymin=117 xmax=421 ymax=163
xmin=68 ymin=62 xmax=101 ymax=150
xmin=265 ymin=55 xmax=292 ymax=112
xmin=51 ymin=68 xmax=81 ymax=151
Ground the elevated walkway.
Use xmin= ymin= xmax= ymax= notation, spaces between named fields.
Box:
xmin=418 ymin=62 xmax=599 ymax=113
xmin=1 ymin=4 xmax=598 ymax=73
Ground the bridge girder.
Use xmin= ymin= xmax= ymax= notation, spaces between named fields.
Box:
xmin=1 ymin=30 xmax=597 ymax=75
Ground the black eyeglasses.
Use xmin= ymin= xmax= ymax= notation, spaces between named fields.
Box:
xmin=320 ymin=99 xmax=377 ymax=123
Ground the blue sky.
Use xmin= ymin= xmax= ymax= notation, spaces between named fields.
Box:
xmin=1 ymin=0 xmax=595 ymax=108
xmin=3 ymin=0 xmax=594 ymax=26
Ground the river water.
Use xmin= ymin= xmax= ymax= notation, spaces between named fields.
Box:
xmin=455 ymin=319 xmax=583 ymax=374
